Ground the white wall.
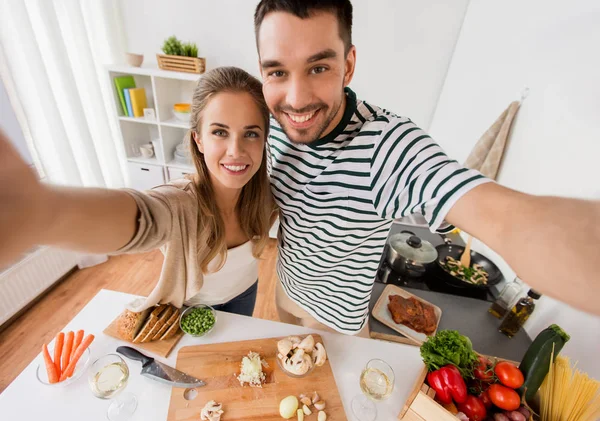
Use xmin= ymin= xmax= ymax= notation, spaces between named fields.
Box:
xmin=430 ymin=0 xmax=600 ymax=378
xmin=118 ymin=0 xmax=470 ymax=129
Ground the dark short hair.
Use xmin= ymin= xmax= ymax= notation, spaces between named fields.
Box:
xmin=254 ymin=0 xmax=353 ymax=54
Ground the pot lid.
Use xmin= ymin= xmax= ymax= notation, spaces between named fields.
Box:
xmin=388 ymin=233 xmax=438 ymax=264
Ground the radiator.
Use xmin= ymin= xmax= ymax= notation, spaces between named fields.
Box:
xmin=0 ymin=247 xmax=78 ymax=326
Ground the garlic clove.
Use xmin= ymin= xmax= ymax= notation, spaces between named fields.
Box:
xmin=300 ymin=397 xmax=312 ymax=407
xmin=318 ymin=410 xmax=327 ymax=421
xmin=302 ymin=405 xmax=312 ymax=416
xmin=311 ymin=391 xmax=320 ymax=404
xmin=314 ymin=400 xmax=326 ymax=411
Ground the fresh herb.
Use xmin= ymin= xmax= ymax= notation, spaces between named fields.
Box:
xmin=420 ymin=330 xmax=478 ymax=378
xmin=162 ymin=35 xmax=198 ymax=57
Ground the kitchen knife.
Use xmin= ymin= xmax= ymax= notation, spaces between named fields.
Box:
xmin=116 ymin=346 xmax=205 ymax=388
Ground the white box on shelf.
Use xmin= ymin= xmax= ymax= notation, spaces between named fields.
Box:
xmin=126 ymin=161 xmax=165 ymax=191
xmin=167 ymin=166 xmax=194 ymax=181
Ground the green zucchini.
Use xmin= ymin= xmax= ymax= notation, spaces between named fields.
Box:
xmin=519 ymin=324 xmax=570 ymax=401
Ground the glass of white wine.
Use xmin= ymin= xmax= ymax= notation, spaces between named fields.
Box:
xmin=351 ymin=359 xmax=395 ymax=421
xmin=88 ymin=354 xmax=137 ymax=421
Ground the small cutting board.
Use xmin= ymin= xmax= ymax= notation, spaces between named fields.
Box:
xmin=103 ymin=311 xmax=184 ymax=358
xmin=167 ymin=334 xmax=347 ymax=421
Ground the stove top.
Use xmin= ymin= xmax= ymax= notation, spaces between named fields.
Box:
xmin=375 ymin=223 xmax=502 ymax=302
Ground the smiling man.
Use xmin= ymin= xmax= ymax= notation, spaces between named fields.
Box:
xmin=254 ymin=0 xmax=600 ymax=335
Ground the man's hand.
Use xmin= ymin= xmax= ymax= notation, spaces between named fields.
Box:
xmin=447 ymin=182 xmax=600 ymax=316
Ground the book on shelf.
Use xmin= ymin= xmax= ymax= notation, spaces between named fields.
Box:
xmin=124 ymin=89 xmax=134 ymax=118
xmin=128 ymin=88 xmax=148 ymax=118
xmin=113 ymin=75 xmax=136 ymax=116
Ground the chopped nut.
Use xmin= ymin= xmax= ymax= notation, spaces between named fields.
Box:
xmin=302 ymin=405 xmax=312 ymax=416
xmin=300 ymin=397 xmax=312 ymax=407
xmin=318 ymin=411 xmax=327 ymax=421
xmin=314 ymin=400 xmax=326 ymax=411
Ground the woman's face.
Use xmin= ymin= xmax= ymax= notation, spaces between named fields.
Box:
xmin=194 ymin=91 xmax=266 ymax=191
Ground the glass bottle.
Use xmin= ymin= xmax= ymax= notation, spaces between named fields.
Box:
xmin=489 ymin=277 xmax=524 ymax=319
xmin=499 ymin=289 xmax=541 ymax=338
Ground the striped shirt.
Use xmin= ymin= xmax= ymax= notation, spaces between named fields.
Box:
xmin=268 ymin=88 xmax=490 ymax=334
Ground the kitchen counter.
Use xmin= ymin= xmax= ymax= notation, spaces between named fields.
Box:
xmin=369 ymin=282 xmax=532 ymax=361
xmin=0 ymin=289 xmax=425 ymax=420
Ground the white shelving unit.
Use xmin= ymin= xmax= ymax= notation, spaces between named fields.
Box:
xmin=107 ymin=64 xmax=200 ymax=190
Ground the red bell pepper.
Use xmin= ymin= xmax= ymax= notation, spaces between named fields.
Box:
xmin=427 ymin=365 xmax=468 ymax=405
xmin=440 ymin=364 xmax=468 ymax=404
xmin=427 ymin=370 xmax=452 ymax=404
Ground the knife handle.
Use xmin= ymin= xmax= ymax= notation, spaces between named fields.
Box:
xmin=116 ymin=346 xmax=154 ymax=367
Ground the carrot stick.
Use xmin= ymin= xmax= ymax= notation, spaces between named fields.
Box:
xmin=71 ymin=330 xmax=84 ymax=360
xmin=43 ymin=343 xmax=59 ymax=384
xmin=60 ymin=334 xmax=94 ymax=381
xmin=53 ymin=332 xmax=64 ymax=377
xmin=61 ymin=331 xmax=74 ymax=373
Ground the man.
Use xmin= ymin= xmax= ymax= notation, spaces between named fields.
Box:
xmin=253 ymin=0 xmax=600 ymax=335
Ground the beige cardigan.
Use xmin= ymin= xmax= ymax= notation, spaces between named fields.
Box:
xmin=115 ymin=178 xmax=205 ymax=312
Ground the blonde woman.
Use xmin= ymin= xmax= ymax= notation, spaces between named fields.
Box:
xmin=0 ymin=66 xmax=277 ymax=316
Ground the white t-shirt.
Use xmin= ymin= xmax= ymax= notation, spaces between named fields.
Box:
xmin=185 ymin=241 xmax=258 ymax=306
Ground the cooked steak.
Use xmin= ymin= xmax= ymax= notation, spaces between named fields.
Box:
xmin=387 ymin=294 xmax=436 ymax=335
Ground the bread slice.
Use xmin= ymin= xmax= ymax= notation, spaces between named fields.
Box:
xmin=160 ymin=314 xmax=182 ymax=340
xmin=116 ymin=308 xmax=152 ymax=342
xmin=141 ymin=305 xmax=175 ymax=343
xmin=132 ymin=304 xmax=167 ymax=343
xmin=152 ymin=308 xmax=180 ymax=341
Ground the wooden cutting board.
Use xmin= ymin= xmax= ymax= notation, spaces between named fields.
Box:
xmin=103 ymin=311 xmax=184 ymax=358
xmin=167 ymin=335 xmax=347 ymax=421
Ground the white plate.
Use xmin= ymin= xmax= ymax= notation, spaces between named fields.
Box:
xmin=371 ymin=284 xmax=442 ymax=345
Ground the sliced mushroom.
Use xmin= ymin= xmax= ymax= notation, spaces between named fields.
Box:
xmin=288 ymin=336 xmax=302 ymax=349
xmin=312 ymin=343 xmax=327 ymax=367
xmin=298 ymin=335 xmax=315 ymax=353
xmin=277 ymin=339 xmax=293 ymax=357
xmin=200 ymin=400 xmax=224 ymax=421
xmin=289 ymin=348 xmax=305 ymax=366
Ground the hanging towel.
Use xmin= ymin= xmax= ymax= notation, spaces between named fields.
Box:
xmin=464 ymin=101 xmax=521 ymax=180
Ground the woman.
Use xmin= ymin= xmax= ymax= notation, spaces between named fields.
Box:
xmin=0 ymin=66 xmax=277 ymax=316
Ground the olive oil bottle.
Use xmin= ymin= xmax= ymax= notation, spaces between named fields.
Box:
xmin=499 ymin=289 xmax=541 ymax=338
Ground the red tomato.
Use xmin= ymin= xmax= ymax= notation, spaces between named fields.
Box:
xmin=479 ymin=389 xmax=493 ymax=409
xmin=488 ymin=383 xmax=521 ymax=411
xmin=494 ymin=361 xmax=525 ymax=389
xmin=457 ymin=395 xmax=487 ymax=421
xmin=474 ymin=355 xmax=494 ymax=382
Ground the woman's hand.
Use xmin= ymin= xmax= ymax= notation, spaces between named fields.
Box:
xmin=0 ymin=129 xmax=51 ymax=265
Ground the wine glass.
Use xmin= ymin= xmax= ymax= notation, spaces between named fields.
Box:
xmin=88 ymin=354 xmax=137 ymax=421
xmin=351 ymin=359 xmax=395 ymax=421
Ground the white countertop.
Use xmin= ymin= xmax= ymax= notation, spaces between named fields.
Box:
xmin=0 ymin=289 xmax=424 ymax=420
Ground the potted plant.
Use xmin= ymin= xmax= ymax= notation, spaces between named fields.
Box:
xmin=157 ymin=36 xmax=205 ymax=74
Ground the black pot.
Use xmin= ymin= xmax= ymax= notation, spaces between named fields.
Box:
xmin=386 ymin=233 xmax=438 ymax=278
xmin=434 ymin=243 xmax=503 ymax=290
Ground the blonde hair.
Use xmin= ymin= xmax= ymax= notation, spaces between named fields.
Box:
xmin=185 ymin=67 xmax=275 ymax=273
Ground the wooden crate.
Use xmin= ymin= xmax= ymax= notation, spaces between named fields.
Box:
xmin=398 ymin=364 xmax=458 ymax=421
xmin=157 ymin=54 xmax=206 ymax=74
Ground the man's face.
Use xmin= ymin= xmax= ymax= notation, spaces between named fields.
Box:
xmin=258 ymin=11 xmax=356 ymax=144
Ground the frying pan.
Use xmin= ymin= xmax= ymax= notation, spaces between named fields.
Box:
xmin=433 ymin=243 xmax=502 ymax=290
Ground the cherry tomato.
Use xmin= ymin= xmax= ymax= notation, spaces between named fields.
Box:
xmin=488 ymin=383 xmax=521 ymax=411
xmin=494 ymin=361 xmax=525 ymax=389
xmin=479 ymin=389 xmax=493 ymax=409
xmin=457 ymin=395 xmax=487 ymax=421
xmin=474 ymin=355 xmax=494 ymax=382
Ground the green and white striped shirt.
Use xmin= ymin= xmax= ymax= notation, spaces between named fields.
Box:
xmin=268 ymin=88 xmax=490 ymax=334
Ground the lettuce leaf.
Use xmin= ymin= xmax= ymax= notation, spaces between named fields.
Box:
xmin=420 ymin=330 xmax=478 ymax=378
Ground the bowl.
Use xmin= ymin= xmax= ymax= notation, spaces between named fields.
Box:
xmin=173 ymin=110 xmax=191 ymax=123
xmin=173 ymin=103 xmax=191 ymax=113
xmin=36 ymin=347 xmax=91 ymax=387
xmin=125 ymin=52 xmax=143 ymax=67
xmin=276 ymin=352 xmax=315 ymax=378
xmin=179 ymin=304 xmax=217 ymax=337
